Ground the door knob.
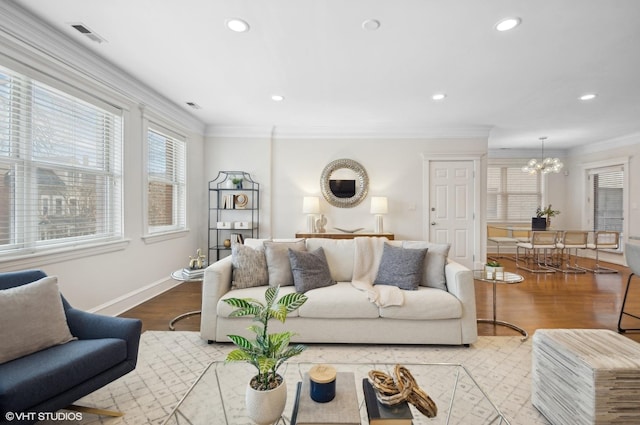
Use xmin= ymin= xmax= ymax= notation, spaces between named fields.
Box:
xmin=431 ymin=222 xmax=436 ymax=226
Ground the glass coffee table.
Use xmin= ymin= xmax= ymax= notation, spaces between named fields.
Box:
xmin=162 ymin=361 xmax=511 ymax=425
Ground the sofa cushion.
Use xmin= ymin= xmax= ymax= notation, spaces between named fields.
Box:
xmin=403 ymin=241 xmax=451 ymax=290
xmin=0 ymin=276 xmax=75 ymax=365
xmin=231 ymin=243 xmax=269 ymax=289
xmin=379 ymin=287 xmax=462 ymax=320
xmin=305 ymin=238 xmax=355 ymax=282
xmin=289 ymin=247 xmax=336 ymax=293
xmin=264 ymin=240 xmax=307 ymax=287
xmin=298 ymin=282 xmax=380 ymax=319
xmin=217 ymin=286 xmax=300 ymax=318
xmin=0 ymin=338 xmax=126 ymax=412
xmin=374 ymin=243 xmax=427 ymax=290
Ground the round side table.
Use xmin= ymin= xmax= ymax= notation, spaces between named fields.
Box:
xmin=169 ymin=269 xmax=203 ymax=331
xmin=473 ymin=270 xmax=528 ymax=341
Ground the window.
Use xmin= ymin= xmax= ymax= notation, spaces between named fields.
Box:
xmin=589 ymin=166 xmax=623 ymax=232
xmin=0 ymin=65 xmax=123 ymax=256
xmin=487 ymin=164 xmax=541 ymax=221
xmin=146 ymin=126 xmax=186 ymax=235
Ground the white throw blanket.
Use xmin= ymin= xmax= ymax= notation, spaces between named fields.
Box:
xmin=351 ymin=237 xmax=404 ymax=307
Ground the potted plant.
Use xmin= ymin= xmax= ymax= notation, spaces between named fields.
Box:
xmin=223 ymin=286 xmax=308 ymax=425
xmin=536 ymin=204 xmax=561 ymax=228
xmin=231 ymin=175 xmax=244 ymax=189
xmin=485 ymin=260 xmax=504 ymax=279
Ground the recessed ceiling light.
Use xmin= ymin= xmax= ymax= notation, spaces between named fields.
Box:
xmin=362 ymin=19 xmax=381 ymax=31
xmin=271 ymin=95 xmax=285 ymax=102
xmin=579 ymin=93 xmax=597 ymax=101
xmin=225 ymin=18 xmax=249 ymax=33
xmin=432 ymin=93 xmax=447 ymax=101
xmin=495 ymin=17 xmax=521 ymax=32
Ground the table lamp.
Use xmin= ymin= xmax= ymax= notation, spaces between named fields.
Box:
xmin=303 ymin=196 xmax=320 ymax=233
xmin=370 ymin=196 xmax=388 ymax=234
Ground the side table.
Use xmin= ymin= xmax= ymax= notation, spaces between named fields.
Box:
xmin=169 ymin=270 xmax=203 ymax=331
xmin=473 ymin=270 xmax=528 ymax=341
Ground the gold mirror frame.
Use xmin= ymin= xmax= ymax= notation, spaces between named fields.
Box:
xmin=320 ymin=158 xmax=369 ymax=208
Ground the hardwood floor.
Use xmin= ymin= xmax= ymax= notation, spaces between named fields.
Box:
xmin=119 ymin=256 xmax=640 ymax=343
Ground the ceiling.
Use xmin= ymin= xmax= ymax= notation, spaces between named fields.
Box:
xmin=12 ymin=0 xmax=640 ymax=150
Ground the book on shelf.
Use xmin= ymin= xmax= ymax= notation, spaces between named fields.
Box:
xmin=362 ymin=378 xmax=413 ymax=425
xmin=291 ymin=372 xmax=360 ymax=425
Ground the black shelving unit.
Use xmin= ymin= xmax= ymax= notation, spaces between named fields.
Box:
xmin=208 ymin=171 xmax=259 ymax=263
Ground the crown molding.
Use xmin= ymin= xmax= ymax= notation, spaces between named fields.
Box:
xmin=205 ymin=124 xmax=492 ymax=139
xmin=0 ymin=1 xmax=205 ymax=134
xmin=568 ymin=132 xmax=640 ymax=157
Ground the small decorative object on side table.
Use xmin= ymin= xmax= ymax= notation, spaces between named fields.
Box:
xmin=473 ymin=269 xmax=528 ymax=340
xmin=169 ymin=249 xmax=207 ymax=331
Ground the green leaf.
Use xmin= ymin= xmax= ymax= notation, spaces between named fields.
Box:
xmin=270 ymin=304 xmax=287 ymax=323
xmin=222 ymin=297 xmax=252 ymax=308
xmin=225 ymin=349 xmax=253 ymax=363
xmin=257 ymin=357 xmax=277 ymax=375
xmin=265 ymin=286 xmax=279 ymax=307
xmin=227 ymin=334 xmax=254 ymax=351
xmin=229 ymin=306 xmax=261 ymax=318
xmin=278 ymin=292 xmax=308 ymax=312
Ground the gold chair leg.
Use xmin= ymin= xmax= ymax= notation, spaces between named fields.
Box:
xmin=66 ymin=405 xmax=124 ymax=417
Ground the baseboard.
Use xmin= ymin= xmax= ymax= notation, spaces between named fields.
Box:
xmin=89 ymin=277 xmax=182 ymax=317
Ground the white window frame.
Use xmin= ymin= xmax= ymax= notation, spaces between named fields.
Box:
xmin=142 ymin=118 xmax=188 ymax=241
xmin=581 ymin=157 xmax=629 ymax=247
xmin=0 ymin=63 xmax=125 ymax=264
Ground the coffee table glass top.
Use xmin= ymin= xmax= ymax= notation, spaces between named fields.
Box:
xmin=162 ymin=361 xmax=510 ymax=425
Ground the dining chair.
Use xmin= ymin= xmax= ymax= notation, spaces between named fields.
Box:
xmin=487 ymin=226 xmax=518 ymax=261
xmin=516 ymin=231 xmax=558 ymax=273
xmin=618 ymin=243 xmax=640 ymax=333
xmin=577 ymin=231 xmax=620 ymax=274
xmin=553 ymin=231 xmax=588 ymax=274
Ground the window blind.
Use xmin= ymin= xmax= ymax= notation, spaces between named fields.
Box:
xmin=591 ymin=167 xmax=623 ymax=232
xmin=487 ymin=165 xmax=541 ymax=221
xmin=147 ymin=127 xmax=186 ymax=234
xmin=0 ymin=65 xmax=123 ymax=255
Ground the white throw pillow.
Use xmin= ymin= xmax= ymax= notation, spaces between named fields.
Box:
xmin=402 ymin=241 xmax=451 ymax=291
xmin=0 ymin=276 xmax=75 ymax=364
xmin=264 ymin=240 xmax=307 ymax=286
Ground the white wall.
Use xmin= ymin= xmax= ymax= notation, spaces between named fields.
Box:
xmin=204 ymin=134 xmax=488 ymax=245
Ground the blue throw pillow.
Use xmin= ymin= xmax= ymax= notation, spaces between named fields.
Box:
xmin=374 ymin=243 xmax=428 ymax=290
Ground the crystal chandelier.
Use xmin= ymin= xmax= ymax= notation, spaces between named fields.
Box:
xmin=521 ymin=137 xmax=564 ymax=174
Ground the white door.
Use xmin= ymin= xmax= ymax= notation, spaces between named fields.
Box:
xmin=429 ymin=161 xmax=475 ymax=268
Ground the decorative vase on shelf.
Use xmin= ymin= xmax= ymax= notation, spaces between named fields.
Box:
xmin=225 ymin=179 xmax=234 ymax=189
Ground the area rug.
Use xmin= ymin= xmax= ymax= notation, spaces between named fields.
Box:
xmin=41 ymin=331 xmax=548 ymax=425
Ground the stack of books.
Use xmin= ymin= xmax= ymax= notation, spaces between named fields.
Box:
xmin=291 ymin=372 xmax=360 ymax=425
xmin=362 ymin=378 xmax=413 ymax=425
xmin=181 ymin=268 xmax=204 ymax=279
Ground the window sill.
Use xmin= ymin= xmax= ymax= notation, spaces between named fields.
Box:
xmin=142 ymin=229 xmax=190 ymax=244
xmin=0 ymin=239 xmax=131 ymax=271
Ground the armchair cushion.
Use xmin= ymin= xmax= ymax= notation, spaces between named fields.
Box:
xmin=0 ymin=339 xmax=126 ymax=413
xmin=0 ymin=276 xmax=74 ymax=365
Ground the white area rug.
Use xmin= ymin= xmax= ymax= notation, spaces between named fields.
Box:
xmin=42 ymin=331 xmax=549 ymax=425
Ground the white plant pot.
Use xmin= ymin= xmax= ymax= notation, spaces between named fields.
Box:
xmin=485 ymin=266 xmax=505 ymax=280
xmin=245 ymin=377 xmax=287 ymax=425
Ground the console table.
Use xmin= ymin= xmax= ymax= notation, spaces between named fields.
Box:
xmin=295 ymin=232 xmax=394 ymax=240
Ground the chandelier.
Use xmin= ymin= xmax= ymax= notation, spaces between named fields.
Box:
xmin=521 ymin=137 xmax=564 ymax=174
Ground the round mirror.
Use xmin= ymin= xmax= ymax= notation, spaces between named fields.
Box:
xmin=320 ymin=159 xmax=369 ymax=208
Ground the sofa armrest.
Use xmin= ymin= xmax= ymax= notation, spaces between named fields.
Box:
xmin=65 ymin=308 xmax=142 ymax=366
xmin=200 ymin=255 xmax=233 ymax=342
xmin=445 ymin=260 xmax=478 ymax=344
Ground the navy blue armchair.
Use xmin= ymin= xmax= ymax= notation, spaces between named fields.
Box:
xmin=0 ymin=270 xmax=142 ymax=424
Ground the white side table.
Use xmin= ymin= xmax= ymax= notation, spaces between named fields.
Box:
xmin=473 ymin=270 xmax=528 ymax=341
xmin=169 ymin=269 xmax=203 ymax=331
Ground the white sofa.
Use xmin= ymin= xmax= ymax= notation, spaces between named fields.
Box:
xmin=200 ymin=237 xmax=478 ymax=346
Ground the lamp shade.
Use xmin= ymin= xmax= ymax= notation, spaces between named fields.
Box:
xmin=302 ymin=196 xmax=320 ymax=214
xmin=370 ymin=197 xmax=388 ymax=215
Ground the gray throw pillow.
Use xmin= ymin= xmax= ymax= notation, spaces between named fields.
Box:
xmin=288 ymin=247 xmax=336 ymax=293
xmin=264 ymin=240 xmax=307 ymax=286
xmin=0 ymin=276 xmax=75 ymax=364
xmin=374 ymin=243 xmax=427 ymax=290
xmin=231 ymin=243 xmax=268 ymax=289
xmin=402 ymin=241 xmax=451 ymax=290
